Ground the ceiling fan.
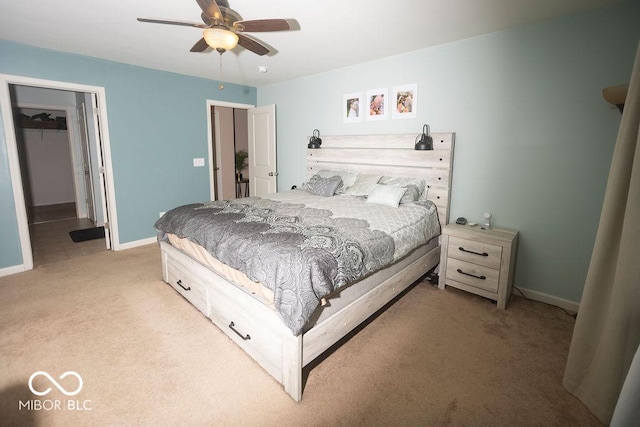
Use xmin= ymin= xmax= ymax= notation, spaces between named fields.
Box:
xmin=137 ymin=0 xmax=291 ymax=56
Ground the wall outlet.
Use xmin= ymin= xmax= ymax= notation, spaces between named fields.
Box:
xmin=193 ymin=158 xmax=205 ymax=167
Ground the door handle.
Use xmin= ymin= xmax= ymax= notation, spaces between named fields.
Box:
xmin=268 ymin=172 xmax=279 ymax=176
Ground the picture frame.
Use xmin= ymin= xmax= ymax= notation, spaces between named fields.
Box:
xmin=343 ymin=92 xmax=363 ymax=123
xmin=392 ymin=84 xmax=418 ymax=119
xmin=366 ymin=88 xmax=388 ymax=121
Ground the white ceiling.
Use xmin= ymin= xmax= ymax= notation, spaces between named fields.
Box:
xmin=0 ymin=0 xmax=621 ymax=87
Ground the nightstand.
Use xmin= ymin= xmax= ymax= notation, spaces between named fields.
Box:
xmin=438 ymin=223 xmax=518 ymax=309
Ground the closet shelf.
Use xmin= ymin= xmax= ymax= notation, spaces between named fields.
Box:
xmin=19 ymin=118 xmax=67 ymax=130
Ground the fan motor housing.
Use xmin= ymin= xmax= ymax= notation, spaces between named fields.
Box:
xmin=219 ymin=6 xmax=242 ymax=26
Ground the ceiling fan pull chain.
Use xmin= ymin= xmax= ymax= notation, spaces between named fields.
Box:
xmin=218 ymin=53 xmax=224 ymax=90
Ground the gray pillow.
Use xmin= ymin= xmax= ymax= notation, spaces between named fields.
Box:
xmin=379 ymin=176 xmax=428 ymax=201
xmin=300 ymin=174 xmax=320 ymax=192
xmin=399 ymin=184 xmax=421 ymax=204
xmin=301 ymin=174 xmax=343 ymax=197
xmin=316 ymin=169 xmax=357 ymax=188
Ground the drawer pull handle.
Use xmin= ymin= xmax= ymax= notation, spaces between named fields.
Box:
xmin=457 ymin=268 xmax=486 ymax=280
xmin=459 ymin=246 xmax=488 ymax=257
xmin=176 ymin=279 xmax=191 ymax=291
xmin=229 ymin=322 xmax=251 ymax=340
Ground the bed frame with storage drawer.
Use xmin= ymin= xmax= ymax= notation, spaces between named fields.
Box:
xmin=159 ymin=132 xmax=455 ymax=401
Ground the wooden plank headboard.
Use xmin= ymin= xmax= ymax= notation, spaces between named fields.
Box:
xmin=306 ymin=133 xmax=455 ymax=225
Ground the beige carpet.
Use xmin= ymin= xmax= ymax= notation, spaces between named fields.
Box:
xmin=0 ymin=244 xmax=601 ymax=426
xmin=29 ymin=217 xmax=104 ymax=266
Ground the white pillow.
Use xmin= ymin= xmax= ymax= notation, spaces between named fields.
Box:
xmin=316 ymin=169 xmax=358 ymax=187
xmin=366 ymin=184 xmax=407 ymax=208
xmin=344 ymin=174 xmax=383 ymax=197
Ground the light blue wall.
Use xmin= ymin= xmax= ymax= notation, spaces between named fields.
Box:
xmin=258 ymin=2 xmax=640 ymax=303
xmin=0 ymin=41 xmax=256 ymax=268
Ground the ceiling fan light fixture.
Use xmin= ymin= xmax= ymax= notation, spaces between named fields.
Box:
xmin=203 ymin=28 xmax=239 ymax=52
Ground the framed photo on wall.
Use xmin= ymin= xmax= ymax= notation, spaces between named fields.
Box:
xmin=392 ymin=84 xmax=418 ymax=119
xmin=343 ymin=92 xmax=362 ymax=123
xmin=366 ymin=88 xmax=388 ymax=121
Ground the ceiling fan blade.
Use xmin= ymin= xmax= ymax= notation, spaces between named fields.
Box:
xmin=234 ymin=19 xmax=291 ymax=32
xmin=237 ymin=33 xmax=270 ymax=56
xmin=137 ymin=17 xmax=208 ymax=29
xmin=196 ymin=0 xmax=223 ymax=21
xmin=190 ymin=38 xmax=210 ymax=52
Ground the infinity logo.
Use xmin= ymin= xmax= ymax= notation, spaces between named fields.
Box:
xmin=28 ymin=371 xmax=83 ymax=396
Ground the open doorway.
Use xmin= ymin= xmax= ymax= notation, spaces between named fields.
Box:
xmin=210 ymin=105 xmax=248 ymax=200
xmin=206 ymin=100 xmax=278 ymax=201
xmin=1 ymin=74 xmax=118 ymax=272
xmin=207 ymin=100 xmax=254 ymax=201
xmin=15 ymin=106 xmax=76 ymax=224
xmin=12 ymin=99 xmax=102 ymax=266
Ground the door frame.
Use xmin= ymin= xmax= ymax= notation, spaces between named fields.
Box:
xmin=77 ymin=102 xmax=96 ymax=221
xmin=0 ymin=73 xmax=119 ymax=272
xmin=206 ymin=99 xmax=254 ymax=201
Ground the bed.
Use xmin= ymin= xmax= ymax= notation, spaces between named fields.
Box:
xmin=155 ymin=132 xmax=455 ymax=401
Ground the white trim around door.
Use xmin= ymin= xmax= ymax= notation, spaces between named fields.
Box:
xmin=0 ymin=73 xmax=120 ymax=274
xmin=206 ymin=100 xmax=254 ymax=201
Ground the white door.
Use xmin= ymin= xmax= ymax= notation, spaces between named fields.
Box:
xmin=247 ymin=104 xmax=277 ymax=196
xmin=90 ymin=94 xmax=112 ymax=249
xmin=211 ymin=107 xmax=221 ymax=200
xmin=78 ymin=103 xmax=96 ymax=222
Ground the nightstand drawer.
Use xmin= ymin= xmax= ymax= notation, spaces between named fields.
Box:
xmin=446 ymin=258 xmax=499 ymax=293
xmin=166 ymin=258 xmax=208 ymax=315
xmin=448 ymin=236 xmax=502 ymax=270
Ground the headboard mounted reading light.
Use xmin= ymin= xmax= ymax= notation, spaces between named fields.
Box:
xmin=308 ymin=129 xmax=322 ymax=149
xmin=415 ymin=124 xmax=433 ymax=150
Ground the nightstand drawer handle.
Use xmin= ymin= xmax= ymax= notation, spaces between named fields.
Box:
xmin=459 ymin=247 xmax=489 ymax=257
xmin=176 ymin=279 xmax=191 ymax=291
xmin=457 ymin=268 xmax=486 ymax=280
xmin=229 ymin=322 xmax=251 ymax=341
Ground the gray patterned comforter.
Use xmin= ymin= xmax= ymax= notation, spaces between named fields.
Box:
xmin=155 ymin=197 xmax=395 ymax=335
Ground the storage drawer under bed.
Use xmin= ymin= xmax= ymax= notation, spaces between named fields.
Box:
xmin=160 ymin=241 xmax=294 ymax=385
xmin=206 ymin=276 xmax=285 ymax=382
xmin=165 ymin=256 xmax=209 ymax=315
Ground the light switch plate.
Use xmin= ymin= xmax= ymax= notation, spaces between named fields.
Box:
xmin=193 ymin=158 xmax=205 ymax=167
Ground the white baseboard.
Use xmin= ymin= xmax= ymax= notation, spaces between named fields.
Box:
xmin=0 ymin=264 xmax=26 ymax=278
xmin=514 ymin=286 xmax=580 ymax=313
xmin=116 ymin=237 xmax=157 ymax=251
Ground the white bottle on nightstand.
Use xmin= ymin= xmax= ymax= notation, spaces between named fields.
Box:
xmin=483 ymin=212 xmax=492 ymax=230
